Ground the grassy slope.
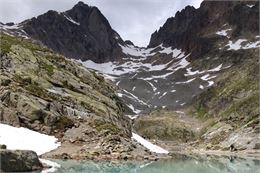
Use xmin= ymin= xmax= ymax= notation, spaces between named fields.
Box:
xmin=0 ymin=33 xmax=130 ymax=136
xmin=191 ymin=48 xmax=259 ymax=130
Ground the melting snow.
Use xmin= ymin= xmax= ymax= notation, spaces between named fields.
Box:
xmin=117 ymin=93 xmax=123 ymax=97
xmin=201 ymin=74 xmax=217 ymax=81
xmin=0 ymin=23 xmax=20 ymax=30
xmin=243 ymin=40 xmax=260 ymax=49
xmin=180 ymin=103 xmax=186 ymax=106
xmin=199 ymin=85 xmax=205 ymax=89
xmin=159 ymin=92 xmax=167 ymax=99
xmin=176 ymin=78 xmax=196 ymax=84
xmin=119 ymin=43 xmax=184 ymax=59
xmin=185 ymin=64 xmax=223 ymax=76
xmin=226 ymin=39 xmax=260 ymax=50
xmin=146 ymin=81 xmax=157 ymax=92
xmin=79 ymin=59 xmax=167 ymax=76
xmin=63 ymin=14 xmax=80 ymax=25
xmin=0 ymin=123 xmax=60 ymax=155
xmin=119 ymin=44 xmax=156 ymax=57
xmin=127 ymin=104 xmax=142 ymax=114
xmin=185 ymin=67 xmax=205 ymax=76
xmin=132 ymin=133 xmax=169 ymax=154
xmin=172 ymin=54 xmax=191 ymax=71
xmin=123 ymin=89 xmax=148 ymax=106
xmin=216 ymin=28 xmax=232 ymax=37
xmin=247 ymin=4 xmax=254 ymax=8
xmin=208 ymin=64 xmax=223 ymax=72
xmin=227 ymin=39 xmax=247 ymax=50
xmin=207 ymin=81 xmax=214 ymax=87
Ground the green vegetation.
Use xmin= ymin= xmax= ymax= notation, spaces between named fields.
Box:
xmin=40 ymin=62 xmax=55 ymax=76
xmin=0 ymin=33 xmax=49 ymax=55
xmin=91 ymin=119 xmax=120 ymax=134
xmin=0 ymin=32 xmax=128 ymax=137
xmin=31 ymin=109 xmax=48 ymax=123
xmin=191 ymin=51 xmax=259 ymax=128
xmin=54 ymin=116 xmax=74 ymax=130
xmin=92 ymin=71 xmax=105 ymax=82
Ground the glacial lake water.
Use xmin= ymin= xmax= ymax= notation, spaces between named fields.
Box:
xmin=35 ymin=154 xmax=260 ymax=173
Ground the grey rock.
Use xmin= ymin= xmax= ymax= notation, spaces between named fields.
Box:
xmin=0 ymin=150 xmax=43 ymax=172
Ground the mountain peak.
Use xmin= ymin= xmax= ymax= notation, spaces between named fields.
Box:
xmin=19 ymin=2 xmax=124 ymax=63
xmin=75 ymin=1 xmax=87 ymax=6
xmin=72 ymin=1 xmax=91 ymax=11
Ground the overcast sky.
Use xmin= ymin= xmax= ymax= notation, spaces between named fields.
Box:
xmin=0 ymin=0 xmax=203 ymax=46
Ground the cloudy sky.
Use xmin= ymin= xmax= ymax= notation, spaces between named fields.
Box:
xmin=0 ymin=0 xmax=203 ymax=46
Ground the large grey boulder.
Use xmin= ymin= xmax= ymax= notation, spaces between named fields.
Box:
xmin=0 ymin=149 xmax=43 ymax=172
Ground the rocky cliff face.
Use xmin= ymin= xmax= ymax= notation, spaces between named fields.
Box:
xmin=148 ymin=1 xmax=259 ymax=59
xmin=20 ymin=1 xmax=124 ymax=63
xmin=0 ymin=33 xmax=160 ymax=160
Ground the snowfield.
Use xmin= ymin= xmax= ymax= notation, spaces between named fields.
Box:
xmin=0 ymin=123 xmax=61 ymax=173
xmin=132 ymin=133 xmax=169 ymax=154
xmin=226 ymin=39 xmax=260 ymax=50
xmin=0 ymin=123 xmax=60 ymax=155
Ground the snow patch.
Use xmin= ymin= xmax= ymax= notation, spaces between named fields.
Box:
xmin=127 ymin=104 xmax=142 ymax=114
xmin=119 ymin=43 xmax=184 ymax=59
xmin=0 ymin=123 xmax=60 ymax=155
xmin=247 ymin=4 xmax=254 ymax=8
xmin=146 ymin=81 xmax=157 ymax=92
xmin=199 ymin=85 xmax=205 ymax=89
xmin=208 ymin=64 xmax=223 ymax=72
xmin=185 ymin=67 xmax=205 ymax=76
xmin=63 ymin=14 xmax=80 ymax=25
xmin=175 ymin=78 xmax=196 ymax=84
xmin=132 ymin=133 xmax=169 ymax=154
xmin=201 ymin=74 xmax=217 ymax=81
xmin=216 ymin=28 xmax=232 ymax=37
xmin=226 ymin=39 xmax=260 ymax=50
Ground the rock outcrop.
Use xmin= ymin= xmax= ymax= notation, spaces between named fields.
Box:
xmin=148 ymin=1 xmax=259 ymax=59
xmin=0 ymin=33 xmax=140 ymax=159
xmin=21 ymin=1 xmax=124 ymax=63
xmin=0 ymin=149 xmax=43 ymax=172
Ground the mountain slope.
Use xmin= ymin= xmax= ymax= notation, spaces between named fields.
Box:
xmin=148 ymin=1 xmax=259 ymax=59
xmin=133 ymin=0 xmax=260 ymax=153
xmin=0 ymin=33 xmax=158 ymax=160
xmin=1 ymin=1 xmax=124 ymax=63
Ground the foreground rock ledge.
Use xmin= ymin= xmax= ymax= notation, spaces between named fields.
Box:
xmin=0 ymin=149 xmax=43 ymax=172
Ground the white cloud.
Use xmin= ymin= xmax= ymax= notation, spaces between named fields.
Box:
xmin=0 ymin=0 xmax=203 ymax=46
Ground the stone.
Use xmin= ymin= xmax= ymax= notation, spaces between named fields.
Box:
xmin=22 ymin=1 xmax=124 ymax=63
xmin=0 ymin=150 xmax=43 ymax=172
xmin=253 ymin=143 xmax=260 ymax=150
xmin=0 ymin=144 xmax=7 ymax=149
xmin=61 ymin=152 xmax=71 ymax=160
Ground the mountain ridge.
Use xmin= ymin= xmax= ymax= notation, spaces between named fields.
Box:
xmin=1 ymin=0 xmax=260 ymax=160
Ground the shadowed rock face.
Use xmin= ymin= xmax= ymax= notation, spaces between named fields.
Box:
xmin=22 ymin=1 xmax=124 ymax=63
xmin=148 ymin=1 xmax=259 ymax=59
xmin=0 ymin=150 xmax=43 ymax=172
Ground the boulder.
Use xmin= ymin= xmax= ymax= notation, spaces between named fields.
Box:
xmin=0 ymin=150 xmax=43 ymax=172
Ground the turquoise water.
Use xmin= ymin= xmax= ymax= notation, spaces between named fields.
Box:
xmin=39 ymin=155 xmax=260 ymax=173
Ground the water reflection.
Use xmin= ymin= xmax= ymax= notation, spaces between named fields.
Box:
xmin=33 ymin=154 xmax=260 ymax=173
